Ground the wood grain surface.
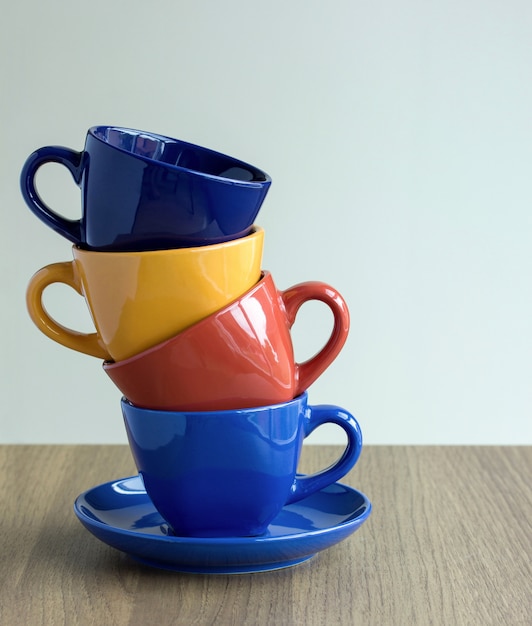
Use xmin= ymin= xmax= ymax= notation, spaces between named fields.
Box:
xmin=0 ymin=445 xmax=530 ymax=625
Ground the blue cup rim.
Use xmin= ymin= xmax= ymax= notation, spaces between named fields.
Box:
xmin=121 ymin=391 xmax=308 ymax=417
xmin=89 ymin=125 xmax=272 ymax=185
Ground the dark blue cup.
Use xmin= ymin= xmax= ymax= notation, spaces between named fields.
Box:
xmin=20 ymin=126 xmax=271 ymax=251
xmin=121 ymin=392 xmax=363 ymax=537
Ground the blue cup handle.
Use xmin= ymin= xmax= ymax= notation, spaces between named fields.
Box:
xmin=20 ymin=146 xmax=84 ymax=245
xmin=286 ymin=404 xmax=363 ymax=504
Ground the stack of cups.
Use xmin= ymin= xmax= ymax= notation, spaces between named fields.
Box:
xmin=22 ymin=126 xmax=363 ymax=538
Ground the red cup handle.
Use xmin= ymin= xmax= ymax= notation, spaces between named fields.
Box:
xmin=281 ymin=281 xmax=350 ymax=394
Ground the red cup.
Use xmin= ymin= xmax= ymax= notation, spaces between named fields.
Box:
xmin=103 ymin=271 xmax=350 ymax=411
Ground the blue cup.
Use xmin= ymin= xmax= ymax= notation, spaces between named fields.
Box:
xmin=20 ymin=126 xmax=271 ymax=251
xmin=121 ymin=392 xmax=363 ymax=537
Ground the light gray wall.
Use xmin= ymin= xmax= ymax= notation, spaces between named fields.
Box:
xmin=1 ymin=0 xmax=531 ymax=444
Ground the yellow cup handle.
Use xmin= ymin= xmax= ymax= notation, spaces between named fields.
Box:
xmin=26 ymin=261 xmax=110 ymax=359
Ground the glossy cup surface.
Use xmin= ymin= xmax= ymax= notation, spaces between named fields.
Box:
xmin=26 ymin=227 xmax=263 ymax=361
xmin=121 ymin=392 xmax=363 ymax=537
xmin=20 ymin=126 xmax=271 ymax=251
xmin=104 ymin=271 xmax=349 ymax=410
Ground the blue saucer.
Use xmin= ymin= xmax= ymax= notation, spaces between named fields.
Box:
xmin=74 ymin=476 xmax=372 ymax=574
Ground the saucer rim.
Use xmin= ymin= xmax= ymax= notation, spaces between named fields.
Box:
xmin=74 ymin=475 xmax=372 ymax=573
xmin=74 ymin=475 xmax=371 ymax=545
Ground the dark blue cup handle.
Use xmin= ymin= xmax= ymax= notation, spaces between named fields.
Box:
xmin=20 ymin=146 xmax=83 ymax=245
xmin=286 ymin=404 xmax=363 ymax=504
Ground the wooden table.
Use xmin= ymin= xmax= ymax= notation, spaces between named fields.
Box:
xmin=0 ymin=445 xmax=530 ymax=625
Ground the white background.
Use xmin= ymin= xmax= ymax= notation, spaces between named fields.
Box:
xmin=1 ymin=0 xmax=531 ymax=444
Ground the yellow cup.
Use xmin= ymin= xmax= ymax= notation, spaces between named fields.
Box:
xmin=26 ymin=227 xmax=264 ymax=361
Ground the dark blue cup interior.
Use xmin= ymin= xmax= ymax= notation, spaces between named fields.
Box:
xmin=97 ymin=127 xmax=266 ymax=182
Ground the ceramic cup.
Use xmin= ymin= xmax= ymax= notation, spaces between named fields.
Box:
xmin=26 ymin=227 xmax=263 ymax=361
xmin=104 ymin=271 xmax=349 ymax=411
xmin=20 ymin=126 xmax=271 ymax=251
xmin=121 ymin=392 xmax=363 ymax=537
